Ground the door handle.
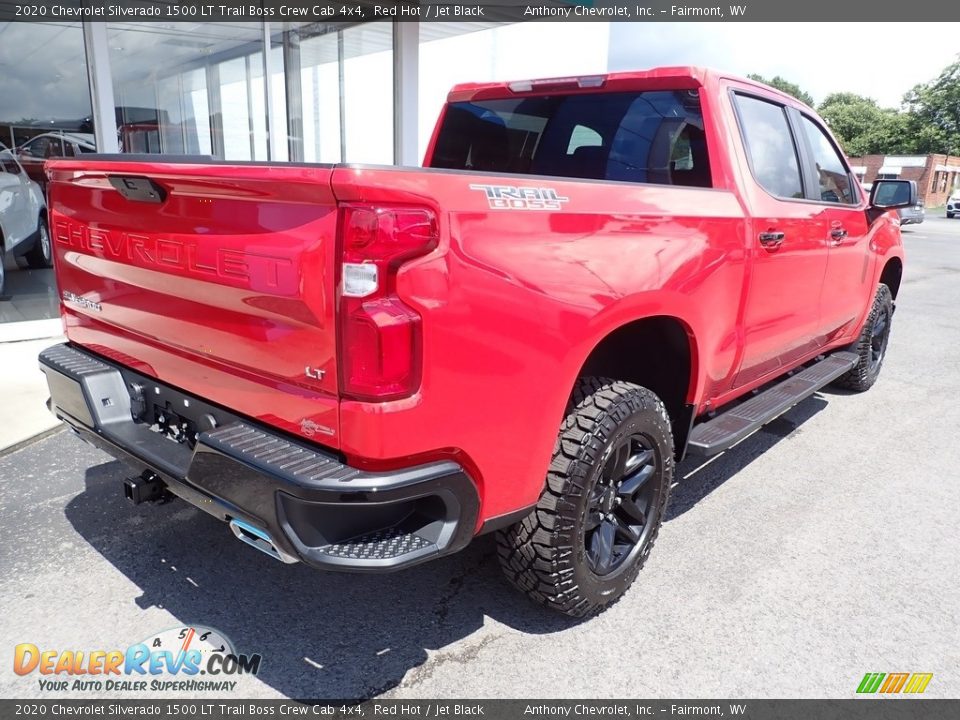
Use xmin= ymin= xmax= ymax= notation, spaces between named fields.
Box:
xmin=758 ymin=231 xmax=785 ymax=249
xmin=829 ymin=227 xmax=848 ymax=246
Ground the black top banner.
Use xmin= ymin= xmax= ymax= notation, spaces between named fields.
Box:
xmin=1 ymin=0 xmax=960 ymax=22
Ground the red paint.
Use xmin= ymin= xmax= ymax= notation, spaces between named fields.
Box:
xmin=46 ymin=67 xmax=904 ymax=528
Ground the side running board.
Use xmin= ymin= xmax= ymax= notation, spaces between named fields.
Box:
xmin=686 ymin=351 xmax=859 ymax=457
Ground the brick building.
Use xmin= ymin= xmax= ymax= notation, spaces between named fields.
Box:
xmin=848 ymin=154 xmax=960 ymax=207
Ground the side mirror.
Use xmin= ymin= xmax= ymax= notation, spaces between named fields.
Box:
xmin=870 ymin=179 xmax=917 ymax=210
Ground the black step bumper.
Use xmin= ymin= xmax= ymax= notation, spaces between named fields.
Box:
xmin=39 ymin=343 xmax=479 ymax=572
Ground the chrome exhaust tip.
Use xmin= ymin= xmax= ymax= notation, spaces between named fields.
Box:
xmin=229 ymin=519 xmax=298 ymax=564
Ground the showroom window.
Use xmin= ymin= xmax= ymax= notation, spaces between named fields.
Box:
xmin=104 ymin=22 xmax=392 ymax=164
xmin=107 ymin=22 xmax=267 ymax=161
xmin=0 ymin=22 xmax=88 ymax=325
xmin=280 ymin=22 xmax=394 ymax=164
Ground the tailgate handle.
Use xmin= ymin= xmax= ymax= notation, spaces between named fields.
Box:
xmin=108 ymin=175 xmax=167 ymax=204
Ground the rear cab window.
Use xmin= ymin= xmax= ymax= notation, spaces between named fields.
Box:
xmin=431 ymin=90 xmax=712 ymax=188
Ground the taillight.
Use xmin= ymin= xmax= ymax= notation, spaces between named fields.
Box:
xmin=338 ymin=204 xmax=438 ymax=401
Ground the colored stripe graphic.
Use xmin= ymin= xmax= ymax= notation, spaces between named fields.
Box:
xmin=857 ymin=673 xmax=885 ymax=693
xmin=880 ymin=673 xmax=909 ymax=693
xmin=903 ymin=673 xmax=933 ymax=694
xmin=857 ymin=672 xmax=933 ymax=694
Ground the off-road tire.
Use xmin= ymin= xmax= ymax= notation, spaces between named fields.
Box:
xmin=25 ymin=216 xmax=52 ymax=269
xmin=496 ymin=378 xmax=674 ymax=618
xmin=832 ymin=283 xmax=894 ymax=392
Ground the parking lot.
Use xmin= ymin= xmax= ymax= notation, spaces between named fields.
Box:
xmin=1 ymin=217 xmax=959 ymax=700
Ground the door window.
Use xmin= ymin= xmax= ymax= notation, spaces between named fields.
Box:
xmin=799 ymin=115 xmax=856 ymax=204
xmin=734 ymin=94 xmax=804 ymax=200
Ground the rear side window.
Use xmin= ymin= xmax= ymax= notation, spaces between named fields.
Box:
xmin=431 ymin=90 xmax=712 ymax=188
xmin=734 ymin=95 xmax=804 ymax=199
xmin=799 ymin=115 xmax=856 ymax=204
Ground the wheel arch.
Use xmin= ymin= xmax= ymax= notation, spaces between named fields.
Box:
xmin=573 ymin=315 xmax=699 ymax=458
xmin=880 ymin=256 xmax=903 ymax=300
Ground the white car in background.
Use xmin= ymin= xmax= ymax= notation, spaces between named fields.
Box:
xmin=0 ymin=147 xmax=49 ymax=296
xmin=947 ymin=192 xmax=960 ymax=219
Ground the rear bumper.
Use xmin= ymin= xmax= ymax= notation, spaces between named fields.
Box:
xmin=39 ymin=343 xmax=479 ymax=572
xmin=898 ymin=209 xmax=925 ymax=225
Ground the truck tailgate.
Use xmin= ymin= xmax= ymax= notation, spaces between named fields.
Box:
xmin=46 ymin=159 xmax=342 ymax=446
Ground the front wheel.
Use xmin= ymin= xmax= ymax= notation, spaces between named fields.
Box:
xmin=25 ymin=216 xmax=52 ymax=269
xmin=948 ymin=212 xmax=955 ymax=219
xmin=832 ymin=284 xmax=894 ymax=392
xmin=496 ymin=378 xmax=673 ymax=617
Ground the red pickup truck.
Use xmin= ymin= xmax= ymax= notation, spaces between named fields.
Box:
xmin=40 ymin=67 xmax=912 ymax=617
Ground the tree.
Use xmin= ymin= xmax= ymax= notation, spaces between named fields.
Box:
xmin=902 ymin=60 xmax=960 ymax=155
xmin=747 ymin=74 xmax=815 ymax=106
xmin=817 ymin=93 xmax=911 ymax=156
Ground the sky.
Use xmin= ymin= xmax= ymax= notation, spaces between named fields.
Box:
xmin=609 ymin=22 xmax=960 ymax=108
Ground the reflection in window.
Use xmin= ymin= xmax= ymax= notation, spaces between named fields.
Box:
xmin=799 ymin=115 xmax=855 ymax=204
xmin=0 ymin=23 xmax=91 ymax=150
xmin=736 ymin=95 xmax=804 ymax=199
xmin=431 ymin=90 xmax=711 ymax=187
xmin=275 ymin=23 xmax=393 ymax=164
xmin=342 ymin=24 xmax=393 ymax=164
xmin=108 ymin=22 xmax=267 ymax=160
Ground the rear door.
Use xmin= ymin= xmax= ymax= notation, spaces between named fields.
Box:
xmin=47 ymin=158 xmax=342 ymax=444
xmin=793 ymin=113 xmax=872 ymax=341
xmin=731 ymin=92 xmax=830 ymax=388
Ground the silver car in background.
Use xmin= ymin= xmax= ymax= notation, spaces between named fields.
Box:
xmin=898 ymin=200 xmax=925 ymax=226
xmin=0 ymin=148 xmax=49 ymax=296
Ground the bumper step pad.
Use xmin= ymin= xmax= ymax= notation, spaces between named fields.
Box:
xmin=315 ymin=528 xmax=433 ymax=561
xmin=687 ymin=351 xmax=859 ymax=457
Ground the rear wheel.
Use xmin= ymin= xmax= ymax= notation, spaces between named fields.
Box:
xmin=25 ymin=217 xmax=52 ymax=269
xmin=497 ymin=378 xmax=673 ymax=617
xmin=0 ymin=247 xmax=6 ymax=296
xmin=832 ymin=284 xmax=894 ymax=392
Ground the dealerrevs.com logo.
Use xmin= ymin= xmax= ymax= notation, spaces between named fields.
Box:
xmin=14 ymin=626 xmax=261 ymax=693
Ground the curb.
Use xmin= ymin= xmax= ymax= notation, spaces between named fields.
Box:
xmin=0 ymin=318 xmax=63 ymax=344
xmin=0 ymin=424 xmax=66 ymax=459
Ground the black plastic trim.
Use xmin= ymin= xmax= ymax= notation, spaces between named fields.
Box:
xmin=39 ymin=343 xmax=480 ymax=573
xmin=478 ymin=505 xmax=536 ymax=535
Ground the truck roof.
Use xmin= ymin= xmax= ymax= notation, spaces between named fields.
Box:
xmin=447 ymin=66 xmax=810 ymax=110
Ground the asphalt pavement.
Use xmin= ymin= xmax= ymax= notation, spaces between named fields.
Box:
xmin=2 ymin=217 xmax=959 ymax=700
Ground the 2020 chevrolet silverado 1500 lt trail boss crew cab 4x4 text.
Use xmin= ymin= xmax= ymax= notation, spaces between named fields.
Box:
xmin=39 ymin=68 xmax=911 ymax=617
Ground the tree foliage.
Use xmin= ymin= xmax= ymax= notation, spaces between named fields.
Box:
xmin=817 ymin=93 xmax=910 ymax=156
xmin=746 ymin=58 xmax=960 ymax=157
xmin=902 ymin=61 xmax=960 ymax=155
xmin=747 ymin=74 xmax=815 ymax=106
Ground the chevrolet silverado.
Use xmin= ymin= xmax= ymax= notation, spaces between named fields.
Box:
xmin=40 ymin=67 xmax=913 ymax=616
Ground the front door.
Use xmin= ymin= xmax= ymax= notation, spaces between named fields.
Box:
xmin=792 ymin=113 xmax=873 ymax=342
xmin=730 ymin=93 xmax=830 ymax=389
